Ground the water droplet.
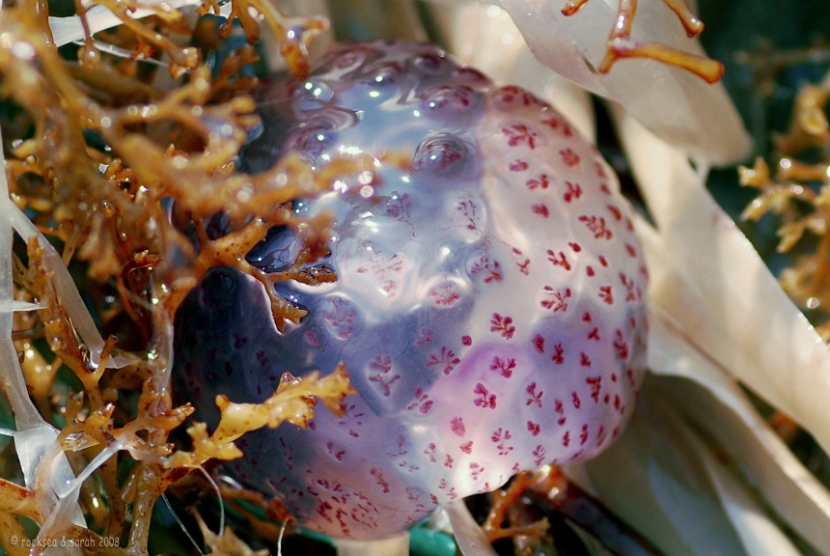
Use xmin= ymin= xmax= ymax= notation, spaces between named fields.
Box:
xmin=296 ymin=80 xmax=334 ymax=111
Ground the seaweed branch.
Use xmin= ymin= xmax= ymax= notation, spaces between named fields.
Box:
xmin=167 ymin=364 xmax=353 ymax=470
xmin=739 ymin=70 xmax=830 ymax=323
xmin=561 ymin=0 xmax=723 ymax=82
xmin=0 ymin=0 xmax=359 ymax=553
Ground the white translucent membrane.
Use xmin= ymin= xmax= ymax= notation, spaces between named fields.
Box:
xmin=446 ymin=500 xmax=499 ymax=556
xmin=608 ymin=107 xmax=830 ymax=554
xmin=563 ymin=310 xmax=830 ymax=555
xmin=614 ymin=105 xmax=830 ymax=459
xmin=649 ymin=311 xmax=830 ymax=554
xmin=0 ymin=119 xmax=85 ymax=551
xmin=495 ymin=0 xmax=751 ymax=165
xmin=564 ymin=376 xmax=797 ymax=556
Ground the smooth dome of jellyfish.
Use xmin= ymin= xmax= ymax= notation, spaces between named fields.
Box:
xmin=173 ymin=40 xmax=648 ymax=540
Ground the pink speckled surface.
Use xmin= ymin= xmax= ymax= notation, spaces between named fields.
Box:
xmin=174 ymin=40 xmax=648 ymax=540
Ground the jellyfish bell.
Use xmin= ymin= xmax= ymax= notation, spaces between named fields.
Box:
xmin=173 ymin=40 xmax=648 ymax=540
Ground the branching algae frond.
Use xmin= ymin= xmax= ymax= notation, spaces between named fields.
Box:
xmin=0 ymin=1 xmax=355 ymax=553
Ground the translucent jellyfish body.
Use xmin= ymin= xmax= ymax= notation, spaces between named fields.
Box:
xmin=174 ymin=41 xmax=648 ymax=540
